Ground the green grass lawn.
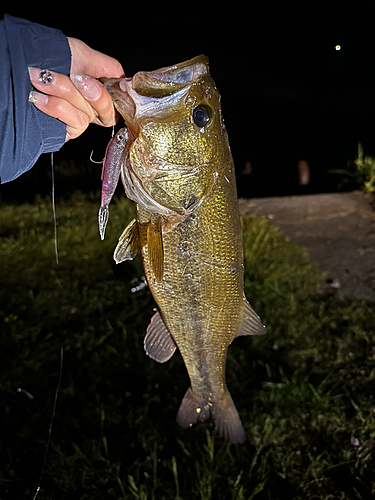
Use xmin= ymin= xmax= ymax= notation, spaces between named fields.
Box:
xmin=1 ymin=192 xmax=375 ymax=499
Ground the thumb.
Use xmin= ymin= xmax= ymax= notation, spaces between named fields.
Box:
xmin=68 ymin=38 xmax=124 ymax=79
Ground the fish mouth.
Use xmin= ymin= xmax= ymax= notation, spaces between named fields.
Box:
xmin=100 ymin=55 xmax=209 ymax=136
xmin=100 ymin=77 xmax=138 ymax=135
xmin=131 ymin=55 xmax=209 ymax=97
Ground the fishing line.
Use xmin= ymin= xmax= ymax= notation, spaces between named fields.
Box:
xmin=51 ymin=152 xmax=59 ymax=265
xmin=111 ymin=115 xmax=115 ymax=137
xmin=32 ymin=347 xmax=64 ymax=500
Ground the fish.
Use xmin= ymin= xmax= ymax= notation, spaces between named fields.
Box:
xmin=100 ymin=55 xmax=266 ymax=443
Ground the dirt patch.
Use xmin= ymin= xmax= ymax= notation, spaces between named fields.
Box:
xmin=239 ymin=191 xmax=375 ymax=302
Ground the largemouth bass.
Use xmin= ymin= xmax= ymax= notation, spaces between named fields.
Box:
xmin=100 ymin=56 xmax=266 ymax=443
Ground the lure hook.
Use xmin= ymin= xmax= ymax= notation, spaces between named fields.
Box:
xmin=90 ymin=150 xmax=103 ymax=164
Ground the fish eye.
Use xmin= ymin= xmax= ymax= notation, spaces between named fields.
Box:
xmin=192 ymin=105 xmax=211 ymax=128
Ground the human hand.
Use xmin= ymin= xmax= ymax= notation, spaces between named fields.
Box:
xmin=28 ymin=37 xmax=124 ymax=142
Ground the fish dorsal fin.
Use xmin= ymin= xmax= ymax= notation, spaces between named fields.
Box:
xmin=236 ymin=297 xmax=267 ymax=337
xmin=147 ymin=219 xmax=164 ymax=282
xmin=114 ymin=218 xmax=139 ymax=264
xmin=144 ymin=311 xmax=176 ymax=363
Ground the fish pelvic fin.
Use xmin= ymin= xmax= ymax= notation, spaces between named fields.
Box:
xmin=114 ymin=218 xmax=140 ymax=264
xmin=235 ymin=296 xmax=267 ymax=337
xmin=176 ymin=388 xmax=246 ymax=444
xmin=147 ymin=219 xmax=164 ymax=281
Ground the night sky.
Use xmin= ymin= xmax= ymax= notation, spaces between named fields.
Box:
xmin=2 ymin=4 xmax=375 ymax=197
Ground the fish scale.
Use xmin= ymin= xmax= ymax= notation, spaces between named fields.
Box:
xmin=100 ymin=55 xmax=266 ymax=443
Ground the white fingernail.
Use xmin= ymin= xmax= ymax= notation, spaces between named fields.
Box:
xmin=70 ymin=74 xmax=101 ymax=101
xmin=29 ymin=91 xmax=49 ymax=105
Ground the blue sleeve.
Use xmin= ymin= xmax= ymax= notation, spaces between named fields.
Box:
xmin=0 ymin=14 xmax=71 ymax=184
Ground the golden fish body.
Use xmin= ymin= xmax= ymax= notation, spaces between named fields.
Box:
xmin=101 ymin=56 xmax=266 ymax=443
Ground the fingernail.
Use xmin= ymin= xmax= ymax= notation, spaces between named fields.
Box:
xmin=28 ymin=67 xmax=55 ymax=85
xmin=70 ymin=74 xmax=101 ymax=101
xmin=29 ymin=91 xmax=49 ymax=106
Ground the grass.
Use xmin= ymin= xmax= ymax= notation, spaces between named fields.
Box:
xmin=1 ymin=191 xmax=375 ymax=499
xmin=330 ymin=142 xmax=375 ymax=194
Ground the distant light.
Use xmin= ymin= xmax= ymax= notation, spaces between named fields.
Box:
xmin=335 ymin=45 xmax=341 ymax=51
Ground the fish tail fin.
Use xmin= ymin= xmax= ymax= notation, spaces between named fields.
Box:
xmin=176 ymin=387 xmax=211 ymax=428
xmin=211 ymin=390 xmax=246 ymax=444
xmin=176 ymin=387 xmax=246 ymax=444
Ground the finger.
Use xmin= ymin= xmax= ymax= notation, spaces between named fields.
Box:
xmin=29 ymin=91 xmax=90 ymax=142
xmin=70 ymin=74 xmax=118 ymax=127
xmin=68 ymin=38 xmax=124 ymax=79
xmin=28 ymin=67 xmax=96 ymax=123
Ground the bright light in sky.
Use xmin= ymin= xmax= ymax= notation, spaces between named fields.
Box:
xmin=335 ymin=45 xmax=341 ymax=51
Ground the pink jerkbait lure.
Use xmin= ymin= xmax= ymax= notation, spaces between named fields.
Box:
xmin=98 ymin=127 xmax=131 ymax=240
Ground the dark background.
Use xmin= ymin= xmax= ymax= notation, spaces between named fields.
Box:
xmin=2 ymin=3 xmax=375 ymax=199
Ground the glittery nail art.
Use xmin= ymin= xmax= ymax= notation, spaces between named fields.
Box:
xmin=39 ymin=69 xmax=53 ymax=84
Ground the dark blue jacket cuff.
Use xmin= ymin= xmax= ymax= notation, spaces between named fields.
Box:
xmin=0 ymin=14 xmax=71 ymax=184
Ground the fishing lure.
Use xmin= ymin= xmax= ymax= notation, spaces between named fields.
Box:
xmin=98 ymin=127 xmax=130 ymax=240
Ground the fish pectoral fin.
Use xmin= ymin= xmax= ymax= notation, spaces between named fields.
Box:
xmin=113 ymin=218 xmax=140 ymax=264
xmin=147 ymin=219 xmax=164 ymax=281
xmin=235 ymin=297 xmax=267 ymax=337
xmin=144 ymin=311 xmax=176 ymax=363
